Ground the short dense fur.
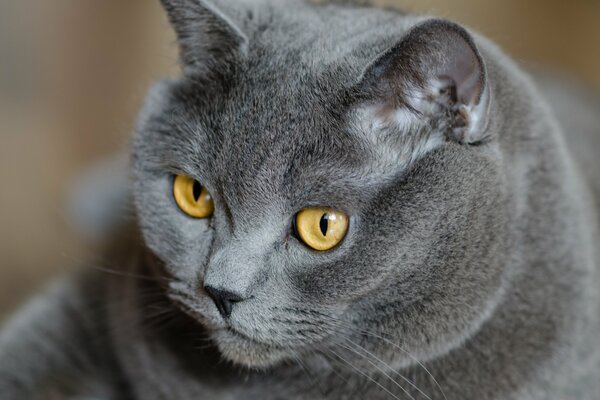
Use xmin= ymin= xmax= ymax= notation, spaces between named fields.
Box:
xmin=1 ymin=1 xmax=599 ymax=399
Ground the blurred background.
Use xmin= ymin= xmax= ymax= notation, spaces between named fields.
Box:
xmin=0 ymin=0 xmax=599 ymax=318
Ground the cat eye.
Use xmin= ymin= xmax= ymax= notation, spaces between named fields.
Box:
xmin=294 ymin=208 xmax=349 ymax=251
xmin=173 ymin=175 xmax=214 ymax=218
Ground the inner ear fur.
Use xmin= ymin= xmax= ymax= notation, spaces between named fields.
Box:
xmin=358 ymin=19 xmax=490 ymax=144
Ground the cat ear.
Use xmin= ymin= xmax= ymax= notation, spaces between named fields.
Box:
xmin=357 ymin=19 xmax=490 ymax=144
xmin=159 ymin=0 xmax=248 ymax=74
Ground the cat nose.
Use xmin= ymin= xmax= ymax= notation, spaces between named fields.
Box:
xmin=204 ymin=285 xmax=246 ymax=318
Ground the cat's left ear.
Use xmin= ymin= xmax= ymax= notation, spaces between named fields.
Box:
xmin=357 ymin=19 xmax=491 ymax=144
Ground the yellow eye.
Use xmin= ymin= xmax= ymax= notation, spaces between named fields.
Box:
xmin=295 ymin=207 xmax=349 ymax=251
xmin=173 ymin=175 xmax=214 ymax=218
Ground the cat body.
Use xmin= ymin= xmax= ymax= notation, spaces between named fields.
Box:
xmin=1 ymin=1 xmax=600 ymax=399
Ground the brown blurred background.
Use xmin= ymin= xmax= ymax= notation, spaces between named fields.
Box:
xmin=1 ymin=0 xmax=599 ymax=318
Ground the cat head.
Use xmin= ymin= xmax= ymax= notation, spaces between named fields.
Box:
xmin=132 ymin=0 xmax=510 ymax=369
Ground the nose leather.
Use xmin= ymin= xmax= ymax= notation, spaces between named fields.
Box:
xmin=204 ymin=285 xmax=245 ymax=318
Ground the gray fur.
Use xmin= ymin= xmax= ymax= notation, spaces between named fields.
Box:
xmin=2 ymin=0 xmax=600 ymax=399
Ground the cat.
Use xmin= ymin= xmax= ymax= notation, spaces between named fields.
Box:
xmin=1 ymin=0 xmax=599 ymax=399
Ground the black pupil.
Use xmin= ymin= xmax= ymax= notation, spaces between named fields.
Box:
xmin=319 ymin=214 xmax=329 ymax=236
xmin=192 ymin=181 xmax=202 ymax=202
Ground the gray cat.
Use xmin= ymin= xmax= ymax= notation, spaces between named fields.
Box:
xmin=1 ymin=0 xmax=599 ymax=399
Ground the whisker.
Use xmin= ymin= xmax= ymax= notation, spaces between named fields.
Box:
xmin=302 ymin=310 xmax=448 ymax=400
xmin=352 ymin=329 xmax=447 ymax=400
xmin=340 ymin=338 xmax=422 ymax=400
xmin=316 ymin=346 xmax=352 ymax=386
xmin=290 ymin=351 xmax=324 ymax=395
xmin=328 ymin=346 xmax=404 ymax=400
xmin=60 ymin=252 xmax=168 ymax=282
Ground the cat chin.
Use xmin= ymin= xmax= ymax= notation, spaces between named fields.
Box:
xmin=212 ymin=328 xmax=291 ymax=369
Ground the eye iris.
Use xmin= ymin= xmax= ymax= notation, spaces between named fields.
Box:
xmin=295 ymin=208 xmax=349 ymax=251
xmin=319 ymin=214 xmax=329 ymax=236
xmin=173 ymin=175 xmax=214 ymax=218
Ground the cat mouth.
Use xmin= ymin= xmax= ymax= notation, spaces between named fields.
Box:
xmin=217 ymin=326 xmax=291 ymax=350
xmin=168 ymin=290 xmax=305 ymax=367
xmin=212 ymin=326 xmax=294 ymax=368
xmin=222 ymin=327 xmax=267 ymax=345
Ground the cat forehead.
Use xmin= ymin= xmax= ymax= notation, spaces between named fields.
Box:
xmin=166 ymin=77 xmax=366 ymax=175
xmin=133 ymin=77 xmax=411 ymax=208
xmin=133 ymin=9 xmax=451 ymax=195
xmin=135 ymin=3 xmax=423 ymax=161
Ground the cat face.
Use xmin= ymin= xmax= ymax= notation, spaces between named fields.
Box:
xmin=132 ymin=0 xmax=510 ymax=368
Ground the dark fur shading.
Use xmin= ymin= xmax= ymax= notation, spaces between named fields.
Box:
xmin=1 ymin=0 xmax=599 ymax=399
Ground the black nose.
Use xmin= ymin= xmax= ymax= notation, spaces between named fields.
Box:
xmin=204 ymin=286 xmax=245 ymax=318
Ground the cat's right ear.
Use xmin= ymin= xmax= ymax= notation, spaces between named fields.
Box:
xmin=159 ymin=0 xmax=248 ymax=74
